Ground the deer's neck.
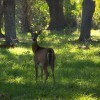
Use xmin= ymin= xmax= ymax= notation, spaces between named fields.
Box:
xmin=32 ymin=41 xmax=40 ymax=53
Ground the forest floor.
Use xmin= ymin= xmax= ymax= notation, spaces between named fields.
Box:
xmin=0 ymin=29 xmax=100 ymax=100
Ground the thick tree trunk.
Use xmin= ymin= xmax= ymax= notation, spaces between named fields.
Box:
xmin=79 ymin=0 xmax=95 ymax=42
xmin=3 ymin=0 xmax=17 ymax=44
xmin=21 ymin=0 xmax=31 ymax=34
xmin=46 ymin=0 xmax=67 ymax=30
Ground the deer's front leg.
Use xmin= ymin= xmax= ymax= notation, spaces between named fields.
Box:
xmin=35 ymin=64 xmax=38 ymax=83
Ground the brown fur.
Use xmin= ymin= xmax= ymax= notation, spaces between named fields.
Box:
xmin=31 ymin=30 xmax=55 ymax=83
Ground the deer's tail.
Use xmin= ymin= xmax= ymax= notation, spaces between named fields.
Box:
xmin=47 ymin=49 xmax=55 ymax=65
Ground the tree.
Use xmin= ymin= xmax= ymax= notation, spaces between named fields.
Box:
xmin=79 ymin=0 xmax=95 ymax=42
xmin=20 ymin=0 xmax=32 ymax=34
xmin=46 ymin=0 xmax=67 ymax=30
xmin=0 ymin=0 xmax=5 ymax=38
xmin=3 ymin=0 xmax=17 ymax=45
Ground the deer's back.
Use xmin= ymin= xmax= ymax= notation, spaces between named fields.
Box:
xmin=34 ymin=47 xmax=55 ymax=65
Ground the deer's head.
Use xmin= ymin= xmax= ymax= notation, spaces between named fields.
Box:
xmin=30 ymin=30 xmax=42 ymax=43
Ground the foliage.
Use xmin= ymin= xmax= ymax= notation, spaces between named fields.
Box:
xmin=63 ymin=0 xmax=77 ymax=27
xmin=63 ymin=0 xmax=100 ymax=29
xmin=15 ymin=0 xmax=49 ymax=32
xmin=92 ymin=0 xmax=100 ymax=29
xmin=30 ymin=0 xmax=49 ymax=30
xmin=0 ymin=30 xmax=100 ymax=99
xmin=15 ymin=0 xmax=100 ymax=33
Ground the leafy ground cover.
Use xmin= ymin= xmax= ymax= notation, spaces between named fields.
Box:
xmin=0 ymin=30 xmax=100 ymax=100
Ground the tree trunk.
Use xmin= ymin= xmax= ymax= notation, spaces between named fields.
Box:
xmin=20 ymin=0 xmax=31 ymax=34
xmin=46 ymin=0 xmax=66 ymax=30
xmin=79 ymin=0 xmax=95 ymax=42
xmin=0 ymin=0 xmax=4 ymax=38
xmin=3 ymin=0 xmax=17 ymax=44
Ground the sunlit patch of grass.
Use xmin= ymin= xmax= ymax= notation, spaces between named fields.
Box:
xmin=75 ymin=94 xmax=98 ymax=100
xmin=91 ymin=29 xmax=100 ymax=40
xmin=91 ymin=29 xmax=100 ymax=36
xmin=8 ymin=47 xmax=32 ymax=55
xmin=5 ymin=76 xmax=24 ymax=84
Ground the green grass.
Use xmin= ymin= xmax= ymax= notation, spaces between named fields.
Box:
xmin=0 ymin=30 xmax=100 ymax=100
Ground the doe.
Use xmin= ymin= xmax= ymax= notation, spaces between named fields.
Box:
xmin=30 ymin=30 xmax=55 ymax=83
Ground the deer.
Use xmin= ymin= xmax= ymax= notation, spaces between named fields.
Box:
xmin=30 ymin=29 xmax=55 ymax=84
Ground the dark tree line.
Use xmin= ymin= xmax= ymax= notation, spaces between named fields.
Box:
xmin=0 ymin=0 xmax=96 ymax=47
xmin=46 ymin=0 xmax=95 ymax=42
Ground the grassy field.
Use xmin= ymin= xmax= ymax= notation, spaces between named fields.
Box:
xmin=0 ymin=30 xmax=100 ymax=100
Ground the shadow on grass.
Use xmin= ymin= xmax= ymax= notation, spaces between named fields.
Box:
xmin=0 ymin=79 xmax=99 ymax=99
xmin=0 ymin=50 xmax=100 ymax=99
xmin=0 ymin=56 xmax=99 ymax=99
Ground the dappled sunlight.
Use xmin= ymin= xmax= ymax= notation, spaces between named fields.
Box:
xmin=91 ymin=29 xmax=100 ymax=36
xmin=75 ymin=94 xmax=98 ymax=100
xmin=0 ymin=30 xmax=100 ymax=99
xmin=73 ymin=78 xmax=98 ymax=89
xmin=0 ymin=0 xmax=100 ymax=98
xmin=8 ymin=47 xmax=32 ymax=55
xmin=5 ymin=76 xmax=24 ymax=84
xmin=91 ymin=30 xmax=100 ymax=41
xmin=70 ymin=47 xmax=78 ymax=53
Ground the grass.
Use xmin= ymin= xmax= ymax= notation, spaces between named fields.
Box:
xmin=0 ymin=29 xmax=100 ymax=100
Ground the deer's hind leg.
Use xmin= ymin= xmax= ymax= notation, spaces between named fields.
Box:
xmin=35 ymin=64 xmax=38 ymax=83
xmin=51 ymin=63 xmax=55 ymax=83
xmin=41 ymin=67 xmax=43 ymax=81
xmin=43 ymin=65 xmax=49 ymax=84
